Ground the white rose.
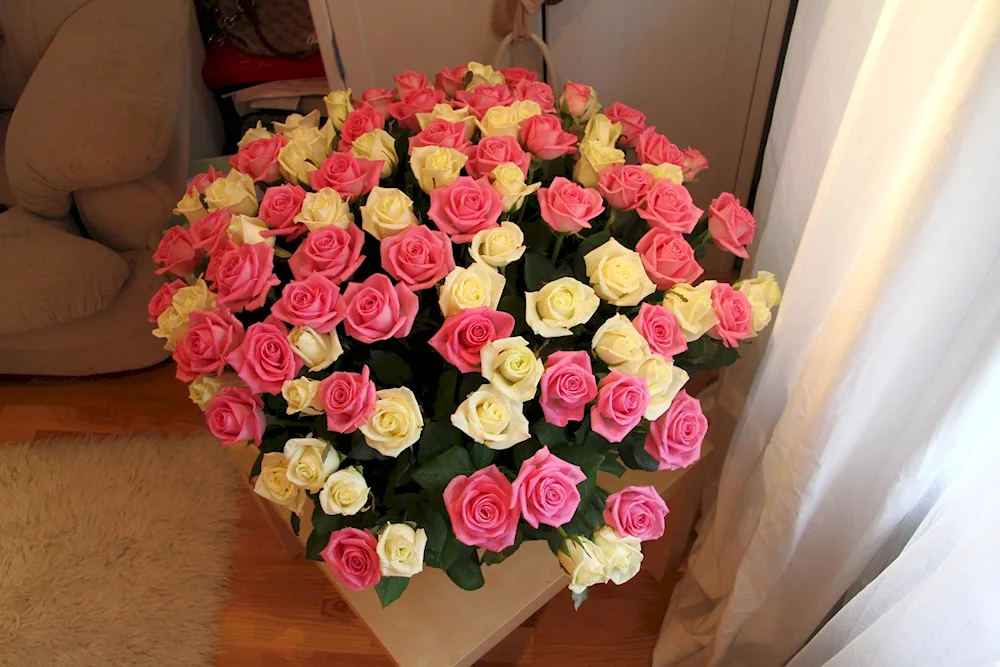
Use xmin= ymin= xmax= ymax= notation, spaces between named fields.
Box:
xmin=295 ymin=187 xmax=354 ymax=232
xmin=273 ymin=109 xmax=322 ymax=136
xmin=173 ymin=192 xmax=207 ymax=223
xmin=204 ymin=169 xmax=258 ymax=216
xmin=573 ymin=139 xmax=625 ymax=189
xmin=466 ymin=61 xmax=505 ymax=89
xmin=359 ymin=388 xmax=423 ymax=457
xmin=254 ymin=453 xmax=307 ymax=514
xmin=616 ymin=354 xmax=689 ymax=420
xmin=451 ymin=385 xmax=530 ymax=450
xmin=351 ymin=129 xmax=398 ymax=179
xmin=377 ymin=523 xmax=427 ymax=578
xmin=662 ymin=281 xmax=719 ymax=341
xmin=360 ymin=187 xmax=419 ymax=240
xmin=416 ymin=103 xmax=476 ymax=139
xmin=188 ymin=373 xmax=242 ymax=411
xmin=558 ymin=537 xmax=609 ymax=594
xmin=438 ymin=263 xmax=505 ymax=317
xmin=581 ymin=113 xmax=622 ymax=147
xmin=409 ymin=146 xmax=467 ymax=193
xmin=583 ymin=238 xmax=656 ymax=306
xmin=525 ymin=277 xmax=600 ymax=338
xmin=476 ymin=104 xmax=523 ymax=138
xmin=323 ymin=89 xmax=353 ymax=130
xmin=641 ymin=162 xmax=684 ymax=185
xmin=592 ymin=315 xmax=650 ymax=366
xmin=286 ymin=124 xmax=334 ymax=164
xmin=281 ymin=378 xmax=324 ymax=416
xmin=278 ymin=141 xmax=319 ymax=187
xmin=152 ymin=305 xmax=187 ymax=350
xmin=287 ymin=326 xmax=343 ymax=371
xmin=237 ymin=121 xmax=273 ymax=150
xmin=592 ymin=526 xmax=643 ymax=585
xmin=227 ymin=214 xmax=274 ymax=246
xmin=469 ymin=221 xmax=526 ymax=268
xmin=735 ymin=271 xmax=781 ymax=337
xmin=489 ymin=163 xmax=541 ymax=213
xmin=319 ymin=466 xmax=369 ymax=516
xmin=480 ymin=336 xmax=544 ymax=402
xmin=284 ymin=437 xmax=342 ymax=492
xmin=172 ymin=279 xmax=217 ymax=317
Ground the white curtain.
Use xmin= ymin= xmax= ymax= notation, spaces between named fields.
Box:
xmin=653 ymin=1 xmax=1000 ymax=666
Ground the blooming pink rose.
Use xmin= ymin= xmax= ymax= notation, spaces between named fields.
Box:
xmin=361 ymin=87 xmax=398 ymax=115
xmin=708 ymin=193 xmax=755 ymax=258
xmin=427 ymin=176 xmax=504 ymax=243
xmin=310 ymin=152 xmax=382 ymax=200
xmin=603 ymin=101 xmax=647 ymax=146
xmin=213 ymin=243 xmax=280 ymax=313
xmin=645 ymin=390 xmax=706 ymax=470
xmin=709 ymin=283 xmax=753 ymax=348
xmin=270 ymin=274 xmax=346 ymax=333
xmin=520 ymin=114 xmax=577 ymax=161
xmin=147 ymin=278 xmax=186 ymax=322
xmin=591 ymin=371 xmax=650 ymax=443
xmin=342 ymin=274 xmax=418 ymax=343
xmin=321 ymin=528 xmax=381 ymax=591
xmin=464 ymin=135 xmax=530 ymax=180
xmin=319 ymin=365 xmax=377 ymax=434
xmin=153 ymin=226 xmax=201 ymax=277
xmin=539 ymin=351 xmax=598 ymax=427
xmin=258 ymin=183 xmax=307 ymax=239
xmin=681 ymin=148 xmax=709 ymax=181
xmin=408 ymin=118 xmax=471 ymax=155
xmin=394 ymin=69 xmax=430 ymax=96
xmin=455 ymin=84 xmax=514 ymax=119
xmin=173 ymin=308 xmax=245 ymax=382
xmin=444 ymin=465 xmax=519 ymax=552
xmin=187 ymin=165 xmax=224 ymax=196
xmin=537 ymin=177 xmax=604 ymax=233
xmin=499 ymin=67 xmax=536 ymax=84
xmin=598 ymin=164 xmax=654 ymax=211
xmin=205 ymin=386 xmax=265 ymax=446
xmin=337 ymin=103 xmax=386 ymax=151
xmin=635 ymin=128 xmax=684 ymax=166
xmin=512 ymin=79 xmax=556 ymax=113
xmin=637 ymin=180 xmax=704 ymax=234
xmin=511 ymin=447 xmax=586 ymax=529
xmin=632 ymin=303 xmax=687 ymax=359
xmin=604 ymin=486 xmax=669 ymax=541
xmin=635 ymin=227 xmax=704 ymax=289
xmin=388 ymin=87 xmax=447 ymax=130
xmin=189 ymin=208 xmax=232 ymax=255
xmin=429 ymin=307 xmax=515 ymax=373
xmin=380 ymin=225 xmax=454 ymax=290
xmin=435 ymin=65 xmax=468 ymax=97
xmin=289 ymin=223 xmax=365 ymax=284
xmin=561 ymin=81 xmax=594 ymax=118
xmin=229 ymin=135 xmax=289 ymax=183
xmin=226 ymin=316 xmax=303 ymax=395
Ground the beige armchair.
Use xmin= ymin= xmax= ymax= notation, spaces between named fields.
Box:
xmin=0 ymin=0 xmax=221 ymax=375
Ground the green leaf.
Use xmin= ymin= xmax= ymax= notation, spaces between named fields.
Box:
xmin=411 ymin=446 xmax=475 ymax=492
xmin=370 ymin=350 xmax=414 ymax=386
xmin=522 ymin=524 xmax=565 ymax=556
xmin=674 ymin=336 xmax=740 ymax=374
xmin=598 ymin=457 xmax=626 ymax=477
xmin=573 ymin=415 xmax=592 ymax=447
xmin=417 ymin=421 xmax=464 ymax=464
xmin=574 ymin=229 xmax=612 ymax=279
xmin=468 ymin=441 xmax=496 ymax=468
xmin=481 ymin=529 xmax=524 ymax=566
xmin=349 ymin=431 xmax=389 ymax=461
xmin=553 ymin=447 xmax=605 ymax=477
xmin=533 ymin=419 xmax=571 ymax=449
xmin=438 ymin=533 xmax=470 ymax=571
xmin=445 ymin=551 xmax=485 ymax=591
xmin=384 ymin=454 xmax=413 ymax=501
xmin=310 ymin=506 xmax=341 ymax=536
xmin=416 ymin=508 xmax=448 ymax=565
xmin=512 ymin=439 xmax=541 ymax=470
xmin=289 ymin=512 xmax=301 ymax=536
xmin=521 ymin=217 xmax=555 ymax=251
xmin=248 ymin=450 xmax=264 ymax=483
xmin=620 ymin=439 xmax=659 ymax=472
xmin=524 ymin=252 xmax=561 ymax=291
xmin=375 ymin=576 xmax=410 ymax=608
xmin=458 ymin=373 xmax=487 ymax=402
xmin=433 ymin=367 xmax=460 ymax=421
xmin=305 ymin=527 xmax=328 ymax=561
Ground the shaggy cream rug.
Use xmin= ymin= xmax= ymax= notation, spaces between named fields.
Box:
xmin=0 ymin=435 xmax=240 ymax=666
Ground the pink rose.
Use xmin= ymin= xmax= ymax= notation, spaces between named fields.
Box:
xmin=258 ymin=183 xmax=307 ymax=239
xmin=187 ymin=165 xmax=224 ymax=196
xmin=321 ymin=527 xmax=381 ymax=591
xmin=226 ymin=316 xmax=303 ymax=395
xmin=361 ymin=87 xmax=398 ymax=115
xmin=388 ymin=87 xmax=447 ymax=130
xmin=427 ymin=176 xmax=503 ymax=243
xmin=681 ymin=148 xmax=709 ymax=181
xmin=539 ymin=351 xmax=598 ymax=427
xmin=499 ymin=67 xmax=536 ymax=84
xmin=707 ymin=193 xmax=755 ymax=258
xmin=153 ymin=226 xmax=201 ymax=277
xmin=645 ymin=390 xmax=706 ymax=470
xmin=408 ymin=118 xmax=471 ymax=155
xmin=189 ymin=208 xmax=232 ymax=255
xmin=590 ymin=371 xmax=650 ymax=443
xmin=464 ymin=135 xmax=530 ymax=180
xmin=537 ymin=176 xmax=604 ymax=233
xmin=512 ymin=79 xmax=556 ymax=113
xmin=213 ymin=243 xmax=280 ymax=313
xmin=435 ymin=65 xmax=468 ymax=97
xmin=337 ymin=103 xmax=386 ymax=151
xmin=289 ymin=223 xmax=365 ymax=284
xmin=603 ymin=101 xmax=647 ymax=146
xmin=380 ymin=225 xmax=455 ymax=290
xmin=520 ymin=114 xmax=578 ymax=160
xmin=709 ymin=283 xmax=753 ymax=347
xmin=270 ymin=274 xmax=346 ymax=333
xmin=635 ymin=128 xmax=685 ymax=166
xmin=172 ymin=308 xmax=245 ymax=382
xmin=394 ymin=69 xmax=430 ymax=96
xmin=455 ymin=84 xmax=514 ymax=119
xmin=632 ymin=303 xmax=688 ymax=359
xmin=635 ymin=227 xmax=704 ymax=289
xmin=205 ymin=386 xmax=265 ymax=446
xmin=444 ymin=465 xmax=519 ymax=552
xmin=511 ymin=447 xmax=586 ymax=529
xmin=147 ymin=278 xmax=186 ymax=322
xmin=342 ymin=274 xmax=418 ymax=343
xmin=561 ymin=81 xmax=594 ymax=118
xmin=319 ymin=365 xmax=377 ymax=434
xmin=229 ymin=135 xmax=289 ymax=183
xmin=429 ymin=307 xmax=515 ymax=373
xmin=604 ymin=486 xmax=669 ymax=541
xmin=597 ymin=164 xmax=654 ymax=211
xmin=637 ymin=180 xmax=704 ymax=234
xmin=310 ymin=152 xmax=382 ymax=200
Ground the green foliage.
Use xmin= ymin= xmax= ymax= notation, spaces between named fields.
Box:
xmin=675 ymin=336 xmax=741 ymax=375
xmin=598 ymin=457 xmax=626 ymax=477
xmin=375 ymin=577 xmax=410 ymax=608
xmin=289 ymin=512 xmax=300 ymax=535
xmin=468 ymin=441 xmax=496 ymax=468
xmin=411 ymin=446 xmax=476 ymax=492
xmin=533 ymin=419 xmax=571 ymax=449
xmin=445 ymin=549 xmax=485 ymax=591
xmin=370 ymin=350 xmax=414 ymax=386
xmin=481 ymin=529 xmax=524 ymax=566
xmin=524 ymin=252 xmax=562 ymax=290
xmin=433 ymin=367 xmax=460 ymax=421
xmin=348 ymin=431 xmax=390 ymax=461
xmin=417 ymin=421 xmax=464 ymax=464
xmin=248 ymin=450 xmax=264 ymax=483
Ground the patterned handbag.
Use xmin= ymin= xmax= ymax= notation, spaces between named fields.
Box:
xmin=206 ymin=0 xmax=319 ymax=59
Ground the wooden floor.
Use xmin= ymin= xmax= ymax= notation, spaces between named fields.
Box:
xmin=0 ymin=364 xmax=683 ymax=666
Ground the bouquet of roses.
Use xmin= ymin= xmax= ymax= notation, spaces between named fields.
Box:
xmin=150 ymin=61 xmax=780 ymax=607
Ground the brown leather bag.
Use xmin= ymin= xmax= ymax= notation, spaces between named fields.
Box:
xmin=206 ymin=0 xmax=319 ymax=59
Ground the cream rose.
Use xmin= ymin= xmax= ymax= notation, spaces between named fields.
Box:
xmin=227 ymin=214 xmax=274 ymax=246
xmin=152 ymin=306 xmax=187 ymax=349
xmin=286 ymin=125 xmax=334 ymax=165
xmin=254 ymin=452 xmax=308 ymax=514
xmin=153 ymin=279 xmax=218 ymax=348
xmin=663 ymin=281 xmax=719 ymax=341
xmin=288 ymin=326 xmax=343 ymax=371
xmin=489 ymin=163 xmax=541 ymax=213
xmin=592 ymin=526 xmax=643 ymax=586
xmin=278 ymin=141 xmax=318 ymax=187
xmin=410 ymin=145 xmax=467 ymax=193
xmin=377 ymin=523 xmax=427 ymax=578
xmin=416 ymin=103 xmax=476 ymax=139
xmin=525 ymin=277 xmax=600 ymax=338
xmin=319 ymin=466 xmax=369 ymax=516
xmin=351 ymin=129 xmax=398 ymax=179
xmin=281 ymin=377 xmax=324 ymax=416
xmin=641 ymin=162 xmax=684 ymax=184
xmin=617 ymin=353 xmax=689 ymax=420
xmin=360 ymin=388 xmax=423 ymax=457
xmin=511 ymin=100 xmax=543 ymax=122
xmin=274 ymin=109 xmax=322 ymax=136
xmin=469 ymin=221 xmax=526 ymax=268
xmin=466 ymin=61 xmax=505 ymax=89
xmin=476 ymin=104 xmax=523 ymax=138
xmin=584 ymin=238 xmax=656 ymax=306
xmin=173 ymin=192 xmax=207 ymax=223
xmin=295 ymin=187 xmax=354 ymax=232
xmin=451 ymin=385 xmax=530 ymax=450
xmin=284 ymin=437 xmax=341 ymax=492
xmin=438 ymin=263 xmax=505 ymax=317
xmin=188 ymin=373 xmax=242 ymax=410
xmin=238 ymin=121 xmax=273 ymax=149
xmin=204 ymin=169 xmax=258 ymax=216
xmin=558 ymin=536 xmax=609 ymax=594
xmin=360 ymin=187 xmax=419 ymax=240
xmin=582 ymin=113 xmax=622 ymax=147
xmin=736 ymin=271 xmax=782 ymax=337
xmin=573 ymin=139 xmax=626 ymax=189
xmin=323 ymin=89 xmax=353 ymax=130
xmin=592 ymin=314 xmax=651 ymax=366
xmin=480 ymin=336 xmax=544 ymax=402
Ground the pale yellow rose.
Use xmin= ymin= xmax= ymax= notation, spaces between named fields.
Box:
xmin=642 ymin=162 xmax=684 ymax=184
xmin=204 ymin=169 xmax=258 ymax=216
xmin=173 ymin=192 xmax=207 ymax=223
xmin=152 ymin=306 xmax=187 ymax=350
xmin=592 ymin=526 xmax=643 ymax=586
xmin=351 ymin=129 xmax=398 ymax=178
xmin=451 ymin=385 xmax=530 ymax=450
xmin=438 ymin=263 xmax=505 ymax=317
xmin=227 ymin=214 xmax=274 ymax=246
xmin=480 ymin=336 xmax=544 ymax=402
xmin=284 ymin=437 xmax=341 ymax=492
xmin=663 ymin=281 xmax=719 ymax=341
xmin=466 ymin=61 xmax=505 ymax=89
xmin=188 ymin=373 xmax=242 ymax=411
xmin=274 ymin=109 xmax=322 ymax=136
xmin=360 ymin=187 xmax=418 ymax=239
xmin=469 ymin=221 xmax=526 ymax=268
xmin=323 ymin=89 xmax=353 ymax=130
xmin=319 ymin=466 xmax=369 ymax=516
xmin=489 ymin=163 xmax=541 ymax=212
xmin=616 ymin=353 xmax=689 ymax=420
xmin=286 ymin=124 xmax=334 ymax=164
xmin=582 ymin=113 xmax=622 ymax=147
xmin=377 ymin=523 xmax=427 ymax=578
xmin=295 ymin=188 xmax=354 ymax=232
xmin=410 ymin=145 xmax=468 ymax=193
xmin=476 ymin=104 xmax=522 ymax=138
xmin=360 ymin=387 xmax=423 ymax=457
xmin=281 ymin=377 xmax=324 ymax=416
xmin=592 ymin=315 xmax=650 ymax=367
xmin=278 ymin=141 xmax=318 ymax=187
xmin=237 ymin=121 xmax=273 ymax=150
xmin=254 ymin=453 xmax=307 ymax=514
xmin=558 ymin=536 xmax=609 ymax=594
xmin=573 ymin=139 xmax=626 ymax=189
xmin=287 ymin=326 xmax=343 ymax=371
xmin=510 ymin=99 xmax=543 ymax=122
xmin=584 ymin=238 xmax=656 ymax=306
xmin=735 ymin=270 xmax=782 ymax=338
xmin=416 ymin=103 xmax=476 ymax=139
xmin=173 ymin=279 xmax=217 ymax=317
xmin=525 ymin=277 xmax=600 ymax=338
